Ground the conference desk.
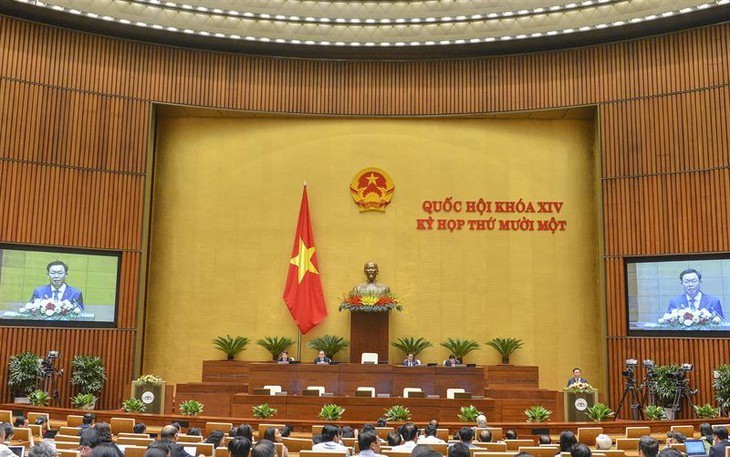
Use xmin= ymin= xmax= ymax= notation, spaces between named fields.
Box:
xmin=247 ymin=363 xmax=484 ymax=397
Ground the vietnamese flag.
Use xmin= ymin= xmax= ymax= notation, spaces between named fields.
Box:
xmin=283 ymin=185 xmax=327 ymax=334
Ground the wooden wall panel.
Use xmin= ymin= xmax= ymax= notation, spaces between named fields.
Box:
xmin=1 ymin=13 xmax=730 ymax=410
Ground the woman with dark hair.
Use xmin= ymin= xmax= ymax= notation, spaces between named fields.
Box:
xmin=262 ymin=427 xmax=288 ymax=457
xmin=188 ymin=428 xmax=202 ymax=437
xmin=94 ymin=423 xmax=123 ymax=457
xmin=700 ymin=423 xmax=714 ymax=452
xmin=558 ymin=431 xmax=578 ymax=455
xmin=90 ymin=446 xmax=121 ymax=457
xmin=234 ymin=424 xmax=254 ymax=442
xmin=205 ymin=431 xmax=225 ymax=448
xmin=79 ymin=428 xmax=101 ymax=457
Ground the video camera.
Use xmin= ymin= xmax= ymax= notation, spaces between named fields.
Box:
xmin=622 ymin=359 xmax=638 ymax=377
xmin=667 ymin=363 xmax=694 ymax=380
xmin=38 ymin=351 xmax=61 ymax=377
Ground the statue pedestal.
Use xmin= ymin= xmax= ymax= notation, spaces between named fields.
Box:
xmin=349 ymin=311 xmax=389 ymax=363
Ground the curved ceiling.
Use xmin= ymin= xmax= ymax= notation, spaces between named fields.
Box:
xmin=4 ymin=0 xmax=730 ymax=58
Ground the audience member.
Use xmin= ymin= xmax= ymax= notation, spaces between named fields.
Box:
xmin=95 ymin=422 xmax=124 ymax=457
xmin=453 ymin=427 xmax=477 ymax=449
xmin=1 ymin=423 xmax=13 ymax=442
xmin=505 ymin=430 xmax=518 ymax=440
xmin=571 ymin=444 xmax=592 ymax=457
xmin=414 ymin=450 xmax=441 ymax=457
xmin=539 ymin=435 xmax=552 ymax=446
xmin=475 ymin=415 xmax=487 ymax=428
xmin=13 ymin=416 xmax=28 ymax=429
xmin=355 ymin=430 xmax=383 ymax=457
xmin=206 ymin=431 xmax=226 ymax=448
xmin=710 ymin=427 xmax=730 ymax=457
xmin=665 ymin=432 xmax=686 ymax=448
xmin=134 ymin=423 xmax=147 ymax=435
xmin=376 ymin=418 xmax=387 ymax=428
xmin=171 ymin=423 xmax=182 ymax=433
xmin=280 ymin=426 xmax=291 ymax=438
xmin=701 ymin=423 xmax=714 ymax=452
xmin=418 ymin=425 xmax=445 ymax=444
xmin=657 ymin=449 xmax=683 ymax=457
xmin=188 ymin=428 xmax=202 ymax=437
xmin=342 ymin=427 xmax=355 ymax=439
xmin=443 ymin=355 xmax=460 ymax=367
xmin=638 ymin=436 xmax=659 ymax=457
xmin=80 ymin=414 xmax=96 ymax=433
xmin=145 ymin=442 xmax=172 ymax=457
xmin=251 ymin=440 xmax=276 ymax=457
xmin=234 ymin=425 xmax=254 ymax=442
xmin=92 ymin=447 xmax=122 ymax=457
xmin=79 ymin=428 xmax=101 ymax=457
xmin=312 ymin=425 xmax=350 ymax=455
xmin=478 ymin=430 xmax=492 ymax=443
xmin=595 ymin=434 xmax=612 ymax=451
xmin=0 ymin=426 xmax=14 ymax=457
xmin=449 ymin=443 xmax=470 ymax=457
xmin=391 ymin=423 xmax=418 ymax=452
xmin=558 ymin=431 xmax=577 ymax=454
xmin=262 ymin=427 xmax=288 ymax=457
xmin=34 ymin=416 xmax=52 ymax=439
xmin=28 ymin=443 xmax=55 ymax=457
xmin=159 ymin=424 xmax=195 ymax=457
xmin=428 ymin=420 xmax=439 ymax=428
xmin=228 ymin=437 xmax=252 ymax=457
xmin=386 ymin=433 xmax=402 ymax=447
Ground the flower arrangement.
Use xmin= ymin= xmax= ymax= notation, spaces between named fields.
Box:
xmin=133 ymin=374 xmax=165 ymax=386
xmin=339 ymin=291 xmax=403 ymax=312
xmin=657 ymin=308 xmax=722 ymax=329
xmin=19 ymin=299 xmax=81 ymax=319
xmin=565 ymin=382 xmax=596 ymax=393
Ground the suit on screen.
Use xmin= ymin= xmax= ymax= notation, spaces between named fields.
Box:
xmin=666 ymin=293 xmax=724 ymax=319
xmin=31 ymin=284 xmax=85 ymax=310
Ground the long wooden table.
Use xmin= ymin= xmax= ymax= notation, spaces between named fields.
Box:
xmin=247 ymin=363 xmax=484 ymax=397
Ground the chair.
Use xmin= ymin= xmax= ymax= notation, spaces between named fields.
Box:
xmin=671 ymin=425 xmax=695 ymax=437
xmin=472 ymin=453 xmax=514 ymax=457
xmin=13 ymin=428 xmax=34 ymax=446
xmin=624 ymin=427 xmax=650 ymax=438
xmin=375 ymin=427 xmax=394 ymax=440
xmin=447 ymin=388 xmax=466 ymax=399
xmin=123 ymin=447 xmax=148 ymax=457
xmin=429 ymin=443 xmax=448 ymax=455
xmin=305 ymin=386 xmax=326 ymax=396
xmin=193 ymin=443 xmax=215 ymax=457
xmin=505 ymin=440 xmax=535 ymax=451
xmin=55 ymin=442 xmax=81 ymax=450
xmin=356 ymin=387 xmax=376 ymax=397
xmin=301 ymin=452 xmax=348 ymax=457
xmin=436 ymin=429 xmax=450 ymax=441
xmin=117 ymin=437 xmax=154 ymax=446
xmin=403 ymin=387 xmax=423 ymax=398
xmin=59 ymin=427 xmax=80 ymax=436
xmin=58 ymin=450 xmax=80 ymax=457
xmin=0 ymin=410 xmax=12 ymax=423
xmin=29 ymin=424 xmax=42 ymax=438
xmin=111 ymin=417 xmax=136 ymax=434
xmin=119 ymin=433 xmax=152 ymax=438
xmin=597 ymin=451 xmax=625 ymax=457
xmin=263 ymin=385 xmax=282 ymax=395
xmin=282 ymin=437 xmax=313 ymax=452
xmin=475 ymin=443 xmax=507 ymax=452
xmin=215 ymin=449 xmax=228 ymax=457
xmin=616 ymin=438 xmax=641 ymax=451
xmin=484 ymin=428 xmax=503 ymax=441
xmin=361 ymin=353 xmax=379 ymax=364
xmin=274 ymin=442 xmax=284 ymax=457
xmin=206 ymin=422 xmax=234 ymax=435
xmin=28 ymin=412 xmax=49 ymax=424
xmin=67 ymin=415 xmax=84 ymax=427
xmin=178 ymin=435 xmax=204 ymax=443
xmin=56 ymin=434 xmax=82 ymax=443
xmin=669 ymin=444 xmax=686 ymax=453
xmin=383 ymin=451 xmax=412 ymax=457
xmin=312 ymin=425 xmax=324 ymax=436
xmin=518 ymin=447 xmax=559 ymax=457
xmin=577 ymin=427 xmax=603 ymax=445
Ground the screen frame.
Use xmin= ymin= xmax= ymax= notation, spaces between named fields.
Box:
xmin=625 ymin=253 xmax=730 ymax=338
xmin=0 ymin=243 xmax=122 ymax=329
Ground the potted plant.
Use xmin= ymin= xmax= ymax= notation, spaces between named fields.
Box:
xmin=319 ymin=404 xmax=346 ymax=421
xmin=306 ymin=335 xmax=350 ymax=360
xmin=71 ymin=355 xmax=106 ymax=397
xmin=485 ymin=337 xmax=524 ymax=364
xmin=71 ymin=393 xmax=96 ymax=410
xmin=28 ymin=389 xmax=50 ymax=406
xmin=525 ymin=405 xmax=552 ymax=423
xmin=644 ymin=404 xmax=666 ymax=420
xmin=122 ymin=398 xmax=146 ymax=413
xmin=440 ymin=338 xmax=479 ymax=363
xmin=252 ymin=403 xmax=278 ymax=419
xmin=383 ymin=405 xmax=411 ymax=422
xmin=179 ymin=399 xmax=204 ymax=416
xmin=653 ymin=364 xmax=680 ymax=419
xmin=391 ymin=337 xmax=433 ymax=359
xmin=457 ymin=405 xmax=483 ymax=422
xmin=694 ymin=403 xmax=719 ymax=419
xmin=714 ymin=365 xmax=730 ymax=415
xmin=585 ymin=403 xmax=614 ymax=422
xmin=8 ymin=351 xmax=42 ymax=401
xmin=212 ymin=335 xmax=250 ymax=360
xmin=256 ymin=336 xmax=296 ymax=361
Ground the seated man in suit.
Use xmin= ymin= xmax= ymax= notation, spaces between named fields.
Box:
xmin=666 ymin=268 xmax=724 ymax=319
xmin=567 ymin=368 xmax=588 ymax=387
xmin=30 ymin=260 xmax=84 ymax=310
xmin=314 ymin=350 xmax=331 ymax=364
xmin=403 ymin=353 xmax=420 ymax=367
xmin=443 ymin=355 xmax=461 ymax=367
xmin=277 ymin=351 xmax=295 ymax=363
xmin=710 ymin=427 xmax=730 ymax=457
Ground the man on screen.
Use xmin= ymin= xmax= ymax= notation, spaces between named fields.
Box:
xmin=666 ymin=268 xmax=723 ymax=319
xmin=30 ymin=261 xmax=84 ymax=310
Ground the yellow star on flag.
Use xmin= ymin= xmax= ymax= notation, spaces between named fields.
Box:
xmin=290 ymin=238 xmax=319 ymax=283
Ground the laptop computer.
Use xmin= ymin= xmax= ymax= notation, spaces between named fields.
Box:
xmin=684 ymin=439 xmax=706 ymax=456
xmin=8 ymin=446 xmax=25 ymax=457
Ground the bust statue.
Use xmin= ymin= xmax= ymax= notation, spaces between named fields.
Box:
xmin=353 ymin=262 xmax=390 ymax=295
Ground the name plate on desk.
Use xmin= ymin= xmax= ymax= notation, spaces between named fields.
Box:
xmin=253 ymin=388 xmax=271 ymax=395
xmin=454 ymin=392 xmax=472 ymax=399
xmin=355 ymin=390 xmax=373 ymax=397
xmin=408 ymin=391 xmax=426 ymax=398
xmin=303 ymin=389 xmax=321 ymax=396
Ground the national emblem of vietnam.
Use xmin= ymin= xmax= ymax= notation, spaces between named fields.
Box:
xmin=350 ymin=168 xmax=395 ymax=212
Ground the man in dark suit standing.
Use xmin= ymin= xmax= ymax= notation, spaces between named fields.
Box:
xmin=709 ymin=427 xmax=730 ymax=457
xmin=666 ymin=268 xmax=724 ymax=319
xmin=314 ymin=350 xmax=331 ymax=364
xmin=567 ymin=368 xmax=588 ymax=387
xmin=30 ymin=260 xmax=84 ymax=309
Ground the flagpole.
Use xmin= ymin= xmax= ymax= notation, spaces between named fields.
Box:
xmin=297 ymin=330 xmax=302 ymax=361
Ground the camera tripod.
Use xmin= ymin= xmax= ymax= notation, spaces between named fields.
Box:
xmin=615 ymin=369 xmax=644 ymax=420
xmin=670 ymin=377 xmax=698 ymax=418
xmin=37 ymin=361 xmax=63 ymax=406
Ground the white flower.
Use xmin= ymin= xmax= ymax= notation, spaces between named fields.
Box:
xmin=73 ymin=308 xmax=81 ymax=314
xmin=692 ymin=316 xmax=700 ymax=323
xmin=658 ymin=318 xmax=665 ymax=324
xmin=44 ymin=309 xmax=54 ymax=316
xmin=684 ymin=319 xmax=693 ymax=326
xmin=713 ymin=316 xmax=722 ymax=323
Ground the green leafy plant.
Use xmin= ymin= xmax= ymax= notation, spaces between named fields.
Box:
xmin=28 ymin=389 xmax=50 ymax=406
xmin=256 ymin=336 xmax=296 ymax=361
xmin=525 ymin=405 xmax=552 ymax=423
xmin=485 ymin=337 xmax=524 ymax=364
xmin=71 ymin=393 xmax=96 ymax=409
xmin=252 ymin=403 xmax=278 ymax=419
xmin=440 ymin=338 xmax=480 ymax=363
xmin=384 ymin=405 xmax=411 ymax=422
xmin=319 ymin=404 xmax=346 ymax=421
xmin=391 ymin=337 xmax=433 ymax=358
xmin=695 ymin=403 xmax=719 ymax=419
xmin=457 ymin=405 xmax=483 ymax=422
xmin=714 ymin=365 xmax=730 ymax=414
xmin=133 ymin=374 xmax=164 ymax=386
xmin=8 ymin=351 xmax=42 ymax=397
xmin=71 ymin=355 xmax=107 ymax=395
xmin=652 ymin=365 xmax=680 ymax=407
xmin=179 ymin=399 xmax=204 ymax=416
xmin=212 ymin=335 xmax=250 ymax=360
xmin=122 ymin=398 xmax=146 ymax=413
xmin=644 ymin=404 xmax=666 ymax=420
xmin=585 ymin=403 xmax=614 ymax=422
xmin=306 ymin=335 xmax=350 ymax=360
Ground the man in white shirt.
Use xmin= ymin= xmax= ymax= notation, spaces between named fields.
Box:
xmin=391 ymin=423 xmax=419 ymax=452
xmin=313 ymin=425 xmax=350 ymax=455
xmin=418 ymin=425 xmax=445 ymax=445
xmin=0 ymin=426 xmax=16 ymax=457
xmin=354 ymin=431 xmax=383 ymax=457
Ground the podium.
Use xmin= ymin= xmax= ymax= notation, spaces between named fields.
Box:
xmin=132 ymin=382 xmax=166 ymax=414
xmin=349 ymin=311 xmax=389 ymax=363
xmin=563 ymin=389 xmax=597 ymax=422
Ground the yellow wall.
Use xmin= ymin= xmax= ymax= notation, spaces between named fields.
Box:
xmin=144 ymin=115 xmax=602 ymax=392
